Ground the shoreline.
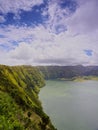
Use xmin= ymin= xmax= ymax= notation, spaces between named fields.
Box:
xmin=46 ymin=76 xmax=98 ymax=82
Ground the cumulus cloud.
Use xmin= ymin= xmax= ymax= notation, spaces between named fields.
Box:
xmin=0 ymin=0 xmax=98 ymax=66
xmin=1 ymin=27 xmax=97 ymax=66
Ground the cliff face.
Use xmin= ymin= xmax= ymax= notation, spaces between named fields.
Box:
xmin=0 ymin=65 xmax=56 ymax=130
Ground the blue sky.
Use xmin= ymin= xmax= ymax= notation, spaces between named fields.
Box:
xmin=84 ymin=50 xmax=93 ymax=57
xmin=0 ymin=0 xmax=77 ymax=26
xmin=0 ymin=0 xmax=98 ymax=65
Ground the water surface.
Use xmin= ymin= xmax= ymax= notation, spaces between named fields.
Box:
xmin=39 ymin=80 xmax=98 ymax=130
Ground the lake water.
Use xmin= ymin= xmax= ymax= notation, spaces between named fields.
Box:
xmin=39 ymin=80 xmax=98 ymax=130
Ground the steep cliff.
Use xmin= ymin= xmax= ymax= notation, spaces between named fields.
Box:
xmin=0 ymin=65 xmax=56 ymax=130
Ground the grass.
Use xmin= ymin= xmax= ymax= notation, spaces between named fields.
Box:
xmin=0 ymin=65 xmax=56 ymax=130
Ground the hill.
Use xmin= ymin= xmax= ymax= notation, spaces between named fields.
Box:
xmin=38 ymin=65 xmax=98 ymax=80
xmin=0 ymin=65 xmax=56 ymax=130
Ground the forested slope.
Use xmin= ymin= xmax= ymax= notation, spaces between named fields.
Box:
xmin=38 ymin=65 xmax=98 ymax=80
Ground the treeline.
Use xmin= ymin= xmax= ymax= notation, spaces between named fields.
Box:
xmin=38 ymin=65 xmax=98 ymax=79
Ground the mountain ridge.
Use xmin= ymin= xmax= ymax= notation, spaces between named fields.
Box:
xmin=37 ymin=65 xmax=98 ymax=79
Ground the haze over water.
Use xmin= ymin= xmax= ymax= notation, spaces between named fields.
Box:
xmin=39 ymin=80 xmax=98 ymax=130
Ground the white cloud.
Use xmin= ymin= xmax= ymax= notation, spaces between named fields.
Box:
xmin=0 ymin=16 xmax=5 ymax=23
xmin=67 ymin=0 xmax=98 ymax=34
xmin=42 ymin=0 xmax=78 ymax=34
xmin=1 ymin=25 xmax=98 ymax=66
xmin=0 ymin=0 xmax=98 ymax=66
xmin=0 ymin=25 xmax=55 ymax=48
xmin=0 ymin=0 xmax=43 ymax=14
xmin=43 ymin=0 xmax=98 ymax=35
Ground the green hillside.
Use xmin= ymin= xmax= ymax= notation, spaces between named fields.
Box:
xmin=0 ymin=65 xmax=56 ymax=130
xmin=38 ymin=66 xmax=98 ymax=80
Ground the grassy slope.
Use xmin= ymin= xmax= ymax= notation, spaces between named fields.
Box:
xmin=0 ymin=65 xmax=56 ymax=130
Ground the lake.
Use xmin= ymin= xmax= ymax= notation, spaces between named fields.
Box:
xmin=39 ymin=80 xmax=98 ymax=130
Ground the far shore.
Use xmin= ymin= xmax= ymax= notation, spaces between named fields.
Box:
xmin=55 ymin=76 xmax=98 ymax=82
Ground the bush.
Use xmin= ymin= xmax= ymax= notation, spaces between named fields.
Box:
xmin=27 ymin=111 xmax=32 ymax=118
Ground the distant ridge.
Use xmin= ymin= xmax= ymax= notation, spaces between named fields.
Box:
xmin=38 ymin=65 xmax=98 ymax=79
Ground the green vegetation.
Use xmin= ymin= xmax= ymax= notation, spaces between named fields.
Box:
xmin=0 ymin=65 xmax=56 ymax=130
xmin=73 ymin=76 xmax=98 ymax=82
xmin=1 ymin=65 xmax=97 ymax=129
xmin=38 ymin=66 xmax=98 ymax=80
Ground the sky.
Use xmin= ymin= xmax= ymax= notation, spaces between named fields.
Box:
xmin=0 ymin=0 xmax=98 ymax=66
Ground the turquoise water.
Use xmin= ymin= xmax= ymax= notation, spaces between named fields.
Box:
xmin=39 ymin=80 xmax=98 ymax=130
